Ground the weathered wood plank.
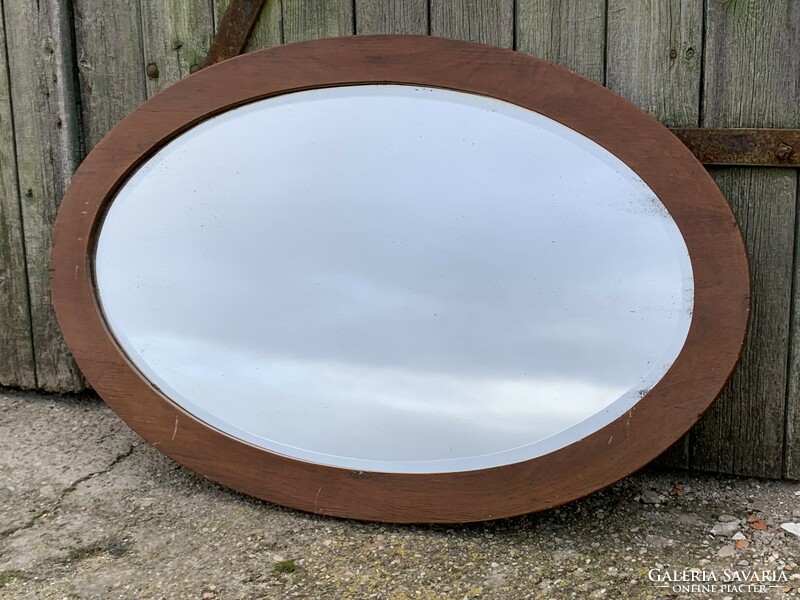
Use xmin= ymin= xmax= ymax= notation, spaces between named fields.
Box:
xmin=355 ymin=0 xmax=428 ymax=35
xmin=691 ymin=0 xmax=800 ymax=478
xmin=606 ymin=0 xmax=702 ymax=126
xmin=282 ymin=0 xmax=354 ymax=43
xmin=430 ymin=0 xmax=513 ymax=47
xmin=73 ymin=0 xmax=146 ymax=149
xmin=516 ymin=0 xmax=605 ymax=82
xmin=693 ymin=169 xmax=796 ymax=477
xmin=790 ymin=174 xmax=800 ymax=478
xmin=3 ymin=0 xmax=84 ymax=391
xmin=141 ymin=0 xmax=215 ymax=96
xmin=0 ymin=2 xmax=36 ymax=389
xmin=605 ymin=0 xmax=703 ymax=469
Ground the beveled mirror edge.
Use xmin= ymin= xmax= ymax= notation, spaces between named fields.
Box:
xmin=93 ymin=84 xmax=696 ymax=474
xmin=51 ymin=35 xmax=750 ymax=523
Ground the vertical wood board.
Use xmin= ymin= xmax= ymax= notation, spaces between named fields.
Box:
xmin=355 ymin=0 xmax=428 ymax=35
xmin=73 ymin=0 xmax=147 ymax=149
xmin=790 ymin=172 xmax=800 ymax=478
xmin=606 ymin=0 xmax=702 ymax=126
xmin=516 ymin=0 xmax=605 ymax=82
xmin=693 ymin=169 xmax=796 ymax=477
xmin=3 ymin=0 xmax=84 ymax=391
xmin=691 ymin=0 xmax=800 ymax=478
xmin=0 ymin=0 xmax=36 ymax=388
xmin=282 ymin=0 xmax=354 ymax=43
xmin=430 ymin=0 xmax=513 ymax=48
xmin=141 ymin=0 xmax=215 ymax=97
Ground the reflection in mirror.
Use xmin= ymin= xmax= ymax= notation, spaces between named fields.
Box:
xmin=95 ymin=85 xmax=693 ymax=473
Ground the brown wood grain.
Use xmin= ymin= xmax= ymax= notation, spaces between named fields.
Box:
xmin=51 ymin=36 xmax=749 ymax=523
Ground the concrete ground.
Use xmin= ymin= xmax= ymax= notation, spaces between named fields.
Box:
xmin=1 ymin=389 xmax=799 ymax=600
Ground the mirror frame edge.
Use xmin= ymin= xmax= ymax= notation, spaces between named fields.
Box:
xmin=50 ymin=34 xmax=750 ymax=524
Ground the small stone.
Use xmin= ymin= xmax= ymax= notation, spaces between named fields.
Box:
xmin=641 ymin=490 xmax=661 ymax=504
xmin=732 ymin=532 xmax=746 ymax=541
xmin=779 ymin=523 xmax=800 ymax=538
xmin=718 ymin=545 xmax=736 ymax=558
xmin=272 ymin=554 xmax=284 ymax=562
xmin=106 ymin=540 xmax=129 ymax=557
xmin=718 ymin=515 xmax=739 ymax=523
xmin=711 ymin=522 xmax=740 ymax=537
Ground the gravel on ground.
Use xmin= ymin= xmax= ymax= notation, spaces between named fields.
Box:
xmin=1 ymin=389 xmax=799 ymax=599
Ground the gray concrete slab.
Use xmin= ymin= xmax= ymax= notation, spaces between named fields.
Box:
xmin=1 ymin=389 xmax=798 ymax=599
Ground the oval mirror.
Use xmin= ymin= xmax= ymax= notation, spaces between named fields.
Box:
xmin=52 ymin=35 xmax=749 ymax=523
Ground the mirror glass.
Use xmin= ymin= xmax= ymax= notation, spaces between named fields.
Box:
xmin=95 ymin=85 xmax=693 ymax=474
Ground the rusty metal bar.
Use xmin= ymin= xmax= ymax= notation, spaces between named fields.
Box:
xmin=202 ymin=0 xmax=268 ymax=68
xmin=671 ymin=128 xmax=800 ymax=167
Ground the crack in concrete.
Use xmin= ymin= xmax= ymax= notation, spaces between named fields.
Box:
xmin=0 ymin=444 xmax=140 ymax=539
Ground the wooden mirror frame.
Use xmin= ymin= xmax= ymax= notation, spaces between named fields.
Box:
xmin=51 ymin=35 xmax=749 ymax=524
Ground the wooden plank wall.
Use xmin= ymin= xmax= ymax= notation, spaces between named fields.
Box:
xmin=2 ymin=0 xmax=84 ymax=391
xmin=1 ymin=0 xmax=798 ymax=479
xmin=693 ymin=0 xmax=800 ymax=478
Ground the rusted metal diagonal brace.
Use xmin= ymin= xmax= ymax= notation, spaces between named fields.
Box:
xmin=204 ymin=0 xmax=800 ymax=168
